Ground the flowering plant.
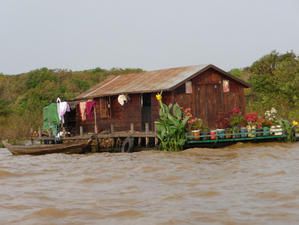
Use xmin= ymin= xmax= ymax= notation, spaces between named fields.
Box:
xmin=229 ymin=107 xmax=245 ymax=127
xmin=261 ymin=118 xmax=272 ymax=128
xmin=216 ymin=117 xmax=230 ymax=129
xmin=231 ymin=107 xmax=241 ymax=114
xmin=292 ymin=120 xmax=298 ymax=127
xmin=183 ymin=108 xmax=202 ymax=130
xmin=264 ymin=107 xmax=277 ymax=121
xmin=245 ymin=112 xmax=258 ymax=124
xmin=155 ymin=93 xmax=162 ymax=102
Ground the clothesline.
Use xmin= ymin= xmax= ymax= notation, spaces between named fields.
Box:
xmin=42 ymin=98 xmax=97 ymax=136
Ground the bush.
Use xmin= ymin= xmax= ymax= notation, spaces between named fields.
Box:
xmin=156 ymin=101 xmax=189 ymax=151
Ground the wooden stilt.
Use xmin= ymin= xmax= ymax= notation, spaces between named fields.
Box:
xmin=38 ymin=127 xmax=42 ymax=138
xmin=145 ymin=123 xmax=149 ymax=147
xmin=112 ymin=138 xmax=115 ymax=148
xmin=93 ymin=105 xmax=98 ymax=134
xmin=110 ymin=124 xmax=114 ymax=133
xmin=80 ymin=126 xmax=83 ymax=136
xmin=130 ymin=123 xmax=134 ymax=133
xmin=154 ymin=121 xmax=159 ymax=146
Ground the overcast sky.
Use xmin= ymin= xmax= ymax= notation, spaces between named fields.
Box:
xmin=0 ymin=0 xmax=298 ymax=74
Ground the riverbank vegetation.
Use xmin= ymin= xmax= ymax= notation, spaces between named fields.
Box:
xmin=230 ymin=51 xmax=299 ymax=120
xmin=0 ymin=51 xmax=298 ymax=140
xmin=0 ymin=67 xmax=142 ymax=139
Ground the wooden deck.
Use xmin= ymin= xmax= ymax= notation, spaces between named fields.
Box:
xmin=186 ymin=134 xmax=287 ymax=144
xmin=35 ymin=128 xmax=292 ymax=152
xmin=186 ymin=130 xmax=287 ymax=148
xmin=36 ymin=130 xmax=158 ymax=152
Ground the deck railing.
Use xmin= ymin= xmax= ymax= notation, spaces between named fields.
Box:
xmin=186 ymin=129 xmax=287 ymax=144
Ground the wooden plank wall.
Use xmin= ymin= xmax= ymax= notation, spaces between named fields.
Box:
xmin=191 ymin=68 xmax=246 ymax=128
xmin=77 ymin=94 xmax=142 ymax=133
xmin=76 ymin=68 xmax=247 ymax=133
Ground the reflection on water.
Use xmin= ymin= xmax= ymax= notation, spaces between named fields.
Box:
xmin=1 ymin=142 xmax=299 ymax=225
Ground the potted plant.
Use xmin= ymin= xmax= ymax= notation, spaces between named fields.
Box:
xmin=229 ymin=107 xmax=245 ymax=125
xmin=216 ymin=128 xmax=225 ymax=139
xmin=210 ymin=130 xmax=217 ymax=140
xmin=201 ymin=126 xmax=210 ymax=140
xmin=256 ymin=118 xmax=263 ymax=137
xmin=232 ymin=126 xmax=240 ymax=138
xmin=225 ymin=128 xmax=233 ymax=139
xmin=262 ymin=119 xmax=272 ymax=136
xmin=245 ymin=112 xmax=258 ymax=138
xmin=191 ymin=118 xmax=202 ymax=140
xmin=240 ymin=127 xmax=247 ymax=138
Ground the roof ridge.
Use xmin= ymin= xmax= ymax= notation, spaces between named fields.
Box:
xmin=75 ymin=64 xmax=250 ymax=100
xmin=118 ymin=64 xmax=209 ymax=76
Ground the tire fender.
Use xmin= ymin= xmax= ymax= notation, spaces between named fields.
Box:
xmin=121 ymin=137 xmax=134 ymax=153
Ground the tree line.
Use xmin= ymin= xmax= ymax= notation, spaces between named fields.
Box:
xmin=230 ymin=51 xmax=299 ymax=119
xmin=0 ymin=67 xmax=142 ymax=138
xmin=0 ymin=51 xmax=298 ymax=139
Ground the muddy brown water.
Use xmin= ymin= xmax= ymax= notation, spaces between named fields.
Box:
xmin=1 ymin=142 xmax=299 ymax=225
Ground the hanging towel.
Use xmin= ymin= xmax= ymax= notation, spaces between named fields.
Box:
xmin=79 ymin=102 xmax=87 ymax=121
xmin=43 ymin=103 xmax=60 ymax=136
xmin=57 ymin=98 xmax=70 ymax=124
xmin=86 ymin=101 xmax=96 ymax=121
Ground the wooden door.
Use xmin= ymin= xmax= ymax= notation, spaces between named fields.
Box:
xmin=196 ymin=84 xmax=222 ymax=129
xmin=141 ymin=93 xmax=152 ymax=131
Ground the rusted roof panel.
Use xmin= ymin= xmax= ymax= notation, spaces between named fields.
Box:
xmin=75 ymin=64 xmax=250 ymax=100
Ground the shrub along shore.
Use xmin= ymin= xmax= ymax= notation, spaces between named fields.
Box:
xmin=1 ymin=51 xmax=299 ymax=140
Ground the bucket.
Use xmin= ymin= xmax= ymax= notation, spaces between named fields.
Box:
xmin=210 ymin=130 xmax=217 ymax=140
xmin=191 ymin=130 xmax=200 ymax=140
xmin=216 ymin=129 xmax=225 ymax=139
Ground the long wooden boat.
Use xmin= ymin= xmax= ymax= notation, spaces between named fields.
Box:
xmin=2 ymin=139 xmax=92 ymax=155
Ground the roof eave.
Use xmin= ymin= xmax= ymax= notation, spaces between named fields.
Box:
xmin=169 ymin=64 xmax=250 ymax=91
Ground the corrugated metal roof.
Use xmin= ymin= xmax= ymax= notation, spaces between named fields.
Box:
xmin=75 ymin=64 xmax=250 ymax=99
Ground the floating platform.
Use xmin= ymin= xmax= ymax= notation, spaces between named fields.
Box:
xmin=185 ymin=132 xmax=287 ymax=148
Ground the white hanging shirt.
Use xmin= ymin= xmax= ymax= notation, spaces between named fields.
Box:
xmin=57 ymin=98 xmax=70 ymax=123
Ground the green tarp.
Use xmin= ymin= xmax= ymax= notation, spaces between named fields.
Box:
xmin=43 ymin=103 xmax=60 ymax=136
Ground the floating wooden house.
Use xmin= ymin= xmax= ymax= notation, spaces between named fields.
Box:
xmin=74 ymin=64 xmax=250 ymax=133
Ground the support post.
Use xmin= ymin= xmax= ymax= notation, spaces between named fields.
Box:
xmin=93 ymin=105 xmax=98 ymax=134
xmin=130 ymin=123 xmax=134 ymax=133
xmin=145 ymin=123 xmax=149 ymax=133
xmin=112 ymin=138 xmax=115 ymax=148
xmin=110 ymin=124 xmax=114 ymax=133
xmin=38 ymin=127 xmax=42 ymax=138
xmin=145 ymin=123 xmax=149 ymax=147
xmin=154 ymin=121 xmax=159 ymax=146
xmin=80 ymin=126 xmax=83 ymax=136
xmin=30 ymin=128 xmax=33 ymax=144
xmin=38 ymin=127 xmax=42 ymax=144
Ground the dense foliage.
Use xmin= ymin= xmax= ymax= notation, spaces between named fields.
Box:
xmin=1 ymin=50 xmax=299 ymax=140
xmin=0 ymin=67 xmax=142 ymax=138
xmin=230 ymin=51 xmax=299 ymax=120
xmin=156 ymin=99 xmax=189 ymax=151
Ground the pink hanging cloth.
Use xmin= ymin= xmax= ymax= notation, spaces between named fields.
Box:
xmin=86 ymin=100 xmax=96 ymax=121
xmin=79 ymin=102 xmax=87 ymax=121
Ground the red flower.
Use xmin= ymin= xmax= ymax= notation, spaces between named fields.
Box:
xmin=245 ymin=112 xmax=258 ymax=123
xmin=231 ymin=107 xmax=241 ymax=115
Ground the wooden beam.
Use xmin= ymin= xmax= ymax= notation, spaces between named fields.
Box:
xmin=110 ymin=124 xmax=114 ymax=133
xmin=93 ymin=104 xmax=98 ymax=134
xmin=145 ymin=123 xmax=149 ymax=147
xmin=154 ymin=122 xmax=158 ymax=146
xmin=80 ymin=126 xmax=83 ymax=136
xmin=130 ymin=123 xmax=134 ymax=133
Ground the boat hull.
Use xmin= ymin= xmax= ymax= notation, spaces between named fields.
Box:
xmin=2 ymin=141 xmax=91 ymax=155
